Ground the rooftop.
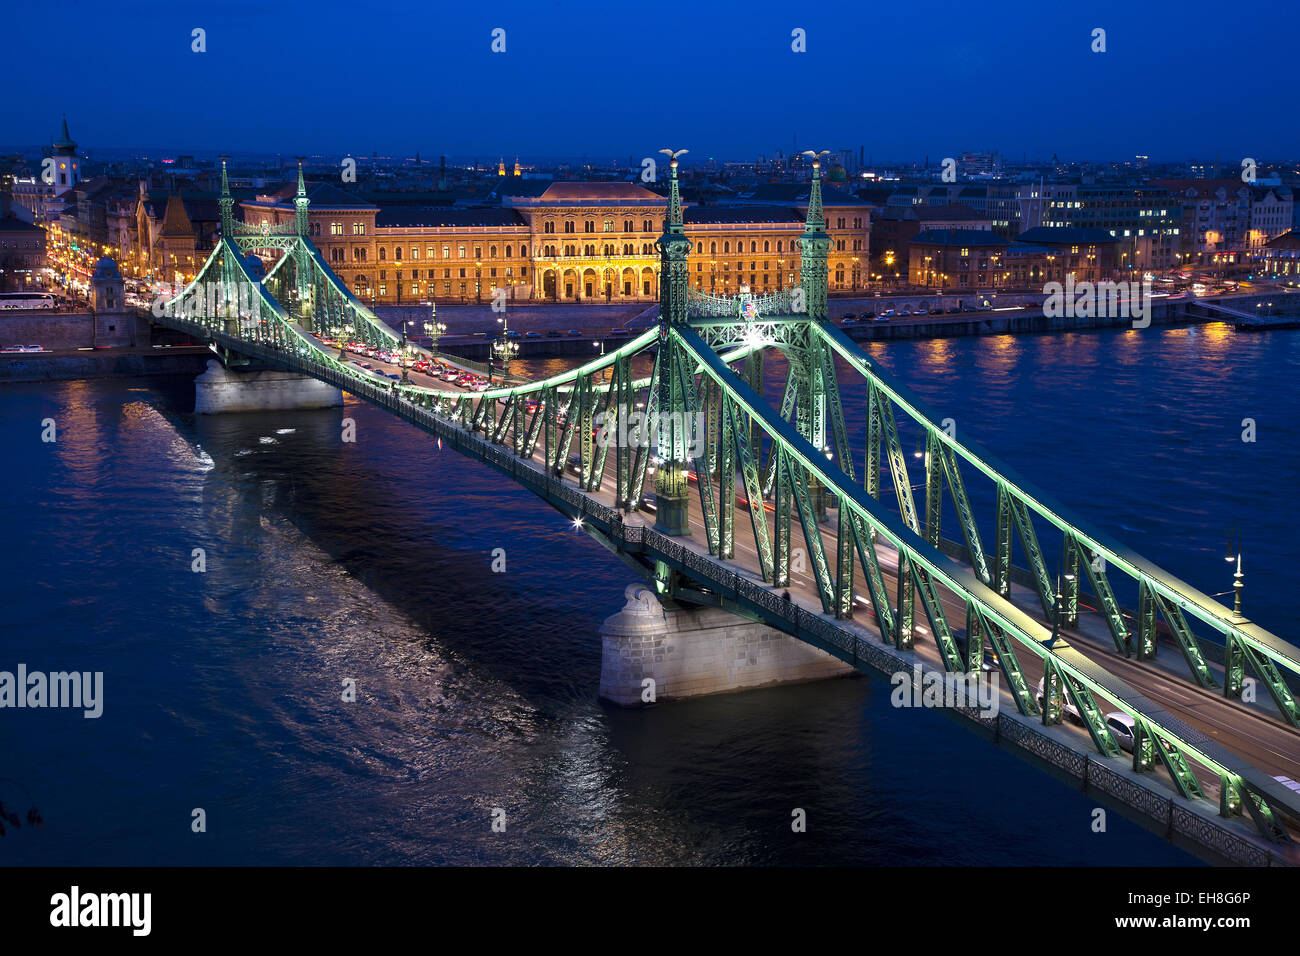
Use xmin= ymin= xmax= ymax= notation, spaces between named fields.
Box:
xmin=910 ymin=229 xmax=1009 ymax=247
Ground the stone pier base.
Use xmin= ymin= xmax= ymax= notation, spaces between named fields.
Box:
xmin=599 ymin=584 xmax=855 ymax=706
xmin=195 ymin=360 xmax=343 ymax=414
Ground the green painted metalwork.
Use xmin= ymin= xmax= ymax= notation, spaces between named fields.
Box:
xmin=1137 ymin=580 xmax=1159 ymax=661
xmin=912 ymin=566 xmax=963 ymax=673
xmin=877 ymin=390 xmax=920 ymax=535
xmin=1234 ymin=641 xmax=1300 ymax=727
xmin=717 ymin=393 xmax=737 ymax=560
xmin=895 ymin=552 xmax=915 ymax=651
xmin=865 ymin=382 xmax=882 ymax=505
xmin=938 ymin=442 xmax=990 ymax=586
xmin=154 ymin=157 xmax=1300 ymax=845
xmin=1062 ymin=534 xmax=1080 ymax=626
xmin=1061 ymin=674 xmax=1121 ymax=758
xmin=1007 ymin=495 xmax=1053 ymax=618
xmin=974 ymin=607 xmax=1037 ymax=716
xmin=1152 ymin=592 xmax=1217 ymax=689
xmin=773 ymin=445 xmax=792 ymax=589
xmin=1076 ymin=535 xmax=1130 ymax=655
xmin=834 ymin=501 xmax=855 ymax=620
xmin=994 ymin=483 xmax=1012 ymax=597
xmin=789 ymin=453 xmax=834 ymax=613
xmin=1041 ymin=658 xmax=1066 ymax=726
xmin=848 ymin=512 xmax=894 ymax=643
xmin=726 ymin=398 xmax=773 ymax=581
xmin=924 ymin=431 xmax=942 ymax=547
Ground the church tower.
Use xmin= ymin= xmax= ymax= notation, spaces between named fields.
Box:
xmin=50 ymin=115 xmax=79 ymax=196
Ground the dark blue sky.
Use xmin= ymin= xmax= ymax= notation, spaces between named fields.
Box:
xmin=9 ymin=0 xmax=1298 ymax=162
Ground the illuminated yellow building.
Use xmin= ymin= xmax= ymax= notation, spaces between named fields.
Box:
xmin=241 ymin=180 xmax=871 ymax=304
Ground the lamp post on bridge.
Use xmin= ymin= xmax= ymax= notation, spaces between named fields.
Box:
xmin=400 ymin=321 xmax=410 ymax=384
xmin=1226 ymin=525 xmax=1245 ymax=620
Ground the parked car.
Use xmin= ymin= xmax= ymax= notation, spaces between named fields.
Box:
xmin=525 ymin=331 xmax=542 ymax=338
xmin=841 ymin=317 xmax=859 ymax=326
xmin=1106 ymin=712 xmax=1137 ymax=752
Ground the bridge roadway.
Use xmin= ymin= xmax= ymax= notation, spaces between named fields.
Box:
xmin=353 ymin=348 xmax=1300 ymax=835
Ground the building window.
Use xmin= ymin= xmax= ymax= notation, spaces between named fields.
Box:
xmin=459 ymin=245 xmax=466 ymax=258
xmin=352 ymin=222 xmax=365 ymax=235
xmin=564 ymin=220 xmax=574 ymax=234
xmin=330 ymin=222 xmax=343 ymax=235
xmin=411 ymin=247 xmax=420 ymax=260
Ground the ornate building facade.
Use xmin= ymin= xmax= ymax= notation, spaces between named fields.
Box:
xmin=239 ymin=180 xmax=871 ymax=305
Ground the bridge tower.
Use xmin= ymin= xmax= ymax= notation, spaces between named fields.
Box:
xmin=653 ymin=149 xmax=694 ymax=536
xmin=218 ymin=157 xmax=233 ymax=238
xmin=292 ymin=159 xmax=313 ymax=323
xmin=795 ymin=153 xmax=833 ymax=514
xmin=797 ymin=151 xmax=831 ymax=323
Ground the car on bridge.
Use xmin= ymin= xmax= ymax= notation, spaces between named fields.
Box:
xmin=1035 ymin=677 xmax=1082 ymax=723
xmin=1106 ymin=712 xmax=1137 ymax=751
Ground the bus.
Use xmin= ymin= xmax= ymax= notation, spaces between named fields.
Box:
xmin=0 ymin=292 xmax=57 ymax=311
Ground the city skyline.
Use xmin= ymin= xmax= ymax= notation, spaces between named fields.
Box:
xmin=7 ymin=0 xmax=1300 ymax=160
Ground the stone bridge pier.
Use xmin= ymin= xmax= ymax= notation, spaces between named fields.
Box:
xmin=598 ymin=584 xmax=854 ymax=706
xmin=194 ymin=359 xmax=343 ymax=414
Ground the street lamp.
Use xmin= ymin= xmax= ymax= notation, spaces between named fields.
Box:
xmin=1225 ymin=525 xmax=1245 ymax=619
xmin=491 ymin=335 xmax=518 ymax=381
xmin=475 ymin=260 xmax=482 ymax=303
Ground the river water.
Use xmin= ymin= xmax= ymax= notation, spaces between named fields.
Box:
xmin=3 ymin=322 xmax=1295 ymax=865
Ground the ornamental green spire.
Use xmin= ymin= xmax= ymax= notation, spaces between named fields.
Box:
xmin=656 ymin=148 xmax=691 ymax=325
xmin=798 ymin=151 xmax=831 ymax=321
xmin=294 ymin=158 xmax=309 ymax=236
xmin=219 ymin=156 xmax=233 ymax=237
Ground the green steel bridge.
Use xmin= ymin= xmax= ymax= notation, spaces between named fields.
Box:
xmin=155 ymin=158 xmax=1300 ymax=864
